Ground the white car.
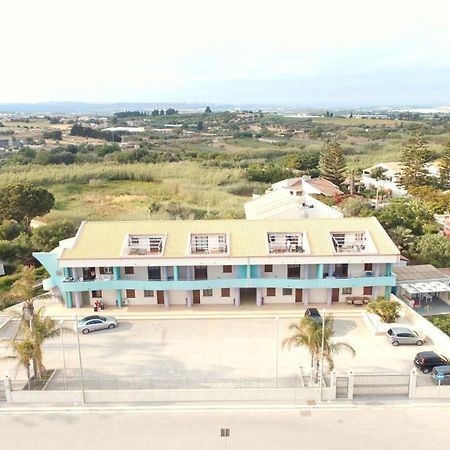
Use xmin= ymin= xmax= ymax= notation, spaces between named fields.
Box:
xmin=78 ymin=315 xmax=117 ymax=334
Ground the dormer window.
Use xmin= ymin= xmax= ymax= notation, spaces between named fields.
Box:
xmin=268 ymin=232 xmax=305 ymax=254
xmin=190 ymin=233 xmax=228 ymax=255
xmin=331 ymin=231 xmax=373 ymax=253
xmin=125 ymin=234 xmax=166 ymax=256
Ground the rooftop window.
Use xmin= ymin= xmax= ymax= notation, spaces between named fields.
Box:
xmin=126 ymin=234 xmax=165 ymax=256
xmin=190 ymin=233 xmax=228 ymax=255
xmin=267 ymin=232 xmax=305 ymax=254
xmin=331 ymin=231 xmax=371 ymax=253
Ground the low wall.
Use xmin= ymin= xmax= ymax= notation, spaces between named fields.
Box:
xmin=8 ymin=387 xmax=333 ymax=404
xmin=413 ymin=386 xmax=450 ymax=399
xmin=392 ymin=295 xmax=450 ymax=354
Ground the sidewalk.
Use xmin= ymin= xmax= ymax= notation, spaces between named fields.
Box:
xmin=6 ymin=298 xmax=367 ymax=320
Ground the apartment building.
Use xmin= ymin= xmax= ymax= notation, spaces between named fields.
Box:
xmin=33 ymin=217 xmax=400 ymax=308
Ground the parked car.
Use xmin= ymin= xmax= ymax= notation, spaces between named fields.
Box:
xmin=431 ymin=365 xmax=450 ymax=385
xmin=414 ymin=351 xmax=449 ymax=374
xmin=304 ymin=308 xmax=322 ymax=322
xmin=78 ymin=315 xmax=117 ymax=334
xmin=386 ymin=327 xmax=424 ymax=346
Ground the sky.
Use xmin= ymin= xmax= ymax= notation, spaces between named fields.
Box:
xmin=2 ymin=0 xmax=450 ymax=107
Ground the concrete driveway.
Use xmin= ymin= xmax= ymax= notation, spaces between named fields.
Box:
xmin=8 ymin=314 xmax=433 ymax=389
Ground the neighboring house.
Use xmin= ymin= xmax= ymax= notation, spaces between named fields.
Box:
xmin=0 ymin=135 xmax=13 ymax=148
xmin=244 ymin=189 xmax=343 ymax=220
xmin=361 ymin=161 xmax=442 ymax=198
xmin=33 ymin=217 xmax=399 ymax=308
xmin=268 ymin=176 xmax=343 ymax=198
xmin=434 ymin=215 xmax=450 ymax=239
xmin=361 ymin=162 xmax=407 ymax=198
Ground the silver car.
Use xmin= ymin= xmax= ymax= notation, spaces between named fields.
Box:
xmin=78 ymin=315 xmax=117 ymax=334
xmin=386 ymin=327 xmax=424 ymax=346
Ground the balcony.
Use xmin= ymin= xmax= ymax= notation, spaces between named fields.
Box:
xmin=190 ymin=234 xmax=228 ymax=255
xmin=330 ymin=232 xmax=374 ymax=254
xmin=125 ymin=234 xmax=165 ymax=256
xmin=268 ymin=233 xmax=305 ymax=254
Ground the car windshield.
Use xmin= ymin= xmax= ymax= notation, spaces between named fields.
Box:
xmin=387 ymin=329 xmax=393 ymax=335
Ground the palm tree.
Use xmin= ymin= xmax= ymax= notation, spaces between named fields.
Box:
xmin=10 ymin=339 xmax=34 ymax=389
xmin=283 ymin=316 xmax=355 ymax=384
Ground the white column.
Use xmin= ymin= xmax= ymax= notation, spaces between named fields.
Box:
xmin=73 ymin=292 xmax=82 ymax=308
xmin=347 ymin=371 xmax=354 ymax=400
xmin=302 ymin=264 xmax=310 ymax=279
xmin=409 ymin=369 xmax=418 ymax=399
xmin=186 ymin=290 xmax=193 ymax=307
xmin=327 ymin=289 xmax=332 ymax=305
xmin=163 ymin=291 xmax=169 ymax=308
xmin=330 ymin=370 xmax=337 ymax=400
xmin=3 ymin=376 xmax=12 ymax=403
xmin=161 ymin=266 xmax=168 ymax=281
xmin=256 ymin=288 xmax=263 ymax=306
xmin=328 ymin=264 xmax=334 ymax=277
xmin=374 ymin=263 xmax=381 ymax=277
xmin=303 ymin=289 xmax=309 ymax=305
xmin=234 ymin=288 xmax=240 ymax=307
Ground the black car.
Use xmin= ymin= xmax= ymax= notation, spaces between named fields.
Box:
xmin=304 ymin=308 xmax=322 ymax=322
xmin=414 ymin=351 xmax=449 ymax=374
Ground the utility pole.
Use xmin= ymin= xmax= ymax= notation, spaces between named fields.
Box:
xmin=75 ymin=315 xmax=85 ymax=405
xmin=319 ymin=309 xmax=326 ymax=401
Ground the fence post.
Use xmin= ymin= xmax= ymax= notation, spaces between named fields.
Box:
xmin=4 ymin=376 xmax=12 ymax=403
xmin=347 ymin=371 xmax=354 ymax=400
xmin=330 ymin=370 xmax=337 ymax=400
xmin=408 ymin=369 xmax=417 ymax=399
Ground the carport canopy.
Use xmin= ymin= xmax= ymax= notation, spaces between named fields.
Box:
xmin=399 ymin=281 xmax=450 ymax=294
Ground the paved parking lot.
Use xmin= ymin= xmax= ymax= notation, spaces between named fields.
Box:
xmin=11 ymin=314 xmax=433 ymax=388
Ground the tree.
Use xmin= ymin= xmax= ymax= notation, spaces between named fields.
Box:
xmin=283 ymin=316 xmax=355 ymax=384
xmin=0 ymin=184 xmax=55 ymax=227
xmin=319 ymin=140 xmax=346 ymax=186
xmin=0 ymin=220 xmax=25 ymax=241
xmin=440 ymin=140 xmax=450 ymax=190
xmin=205 ymin=106 xmax=212 ymax=114
xmin=31 ymin=220 xmax=77 ymax=252
xmin=196 ymin=121 xmax=204 ymax=131
xmin=387 ymin=226 xmax=417 ymax=254
xmin=375 ymin=199 xmax=433 ymax=235
xmin=416 ymin=233 xmax=450 ymax=267
xmin=368 ymin=297 xmax=401 ymax=323
xmin=340 ymin=197 xmax=372 ymax=218
xmin=285 ymin=150 xmax=320 ymax=174
xmin=400 ymin=131 xmax=432 ymax=190
xmin=5 ymin=267 xmax=73 ymax=382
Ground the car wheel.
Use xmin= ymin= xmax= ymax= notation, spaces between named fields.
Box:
xmin=108 ymin=324 xmax=115 ymax=329
xmin=392 ymin=340 xmax=399 ymax=346
xmin=423 ymin=368 xmax=431 ymax=374
xmin=416 ymin=340 xmax=423 ymax=346
xmin=82 ymin=328 xmax=89 ymax=334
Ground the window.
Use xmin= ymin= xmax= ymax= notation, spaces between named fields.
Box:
xmin=223 ymin=265 xmax=232 ymax=273
xmin=364 ymin=263 xmax=373 ymax=271
xmin=287 ymin=264 xmax=301 ymax=279
xmin=221 ymin=288 xmax=230 ymax=297
xmin=144 ymin=290 xmax=154 ymax=297
xmin=342 ymin=287 xmax=352 ymax=295
xmin=125 ymin=267 xmax=135 ymax=275
xmin=282 ymin=288 xmax=293 ymax=296
xmin=194 ymin=266 xmax=208 ymax=280
xmin=92 ymin=290 xmax=102 ymax=298
xmin=264 ymin=265 xmax=273 ymax=273
xmin=126 ymin=289 xmax=136 ymax=298
xmin=203 ymin=289 xmax=213 ymax=297
xmin=334 ymin=264 xmax=348 ymax=278
xmin=267 ymin=288 xmax=276 ymax=296
xmin=363 ymin=286 xmax=373 ymax=295
xmin=148 ymin=266 xmax=161 ymax=280
xmin=99 ymin=267 xmax=113 ymax=275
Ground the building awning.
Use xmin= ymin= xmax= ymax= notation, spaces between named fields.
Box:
xmin=400 ymin=281 xmax=450 ymax=294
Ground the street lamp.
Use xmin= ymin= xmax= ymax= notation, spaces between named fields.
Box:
xmin=275 ymin=316 xmax=279 ymax=387
xmin=59 ymin=319 xmax=68 ymax=390
xmin=319 ymin=309 xmax=326 ymax=401
xmin=75 ymin=314 xmax=85 ymax=405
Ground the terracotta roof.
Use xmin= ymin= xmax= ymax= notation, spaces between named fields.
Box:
xmin=304 ymin=178 xmax=343 ymax=197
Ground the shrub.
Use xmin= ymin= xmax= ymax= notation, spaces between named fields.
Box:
xmin=367 ymin=297 xmax=401 ymax=323
xmin=428 ymin=315 xmax=450 ymax=336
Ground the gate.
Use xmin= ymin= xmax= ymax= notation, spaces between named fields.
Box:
xmin=353 ymin=374 xmax=409 ymax=397
xmin=336 ymin=376 xmax=348 ymax=399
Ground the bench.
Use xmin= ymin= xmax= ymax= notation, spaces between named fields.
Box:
xmin=346 ymin=296 xmax=370 ymax=305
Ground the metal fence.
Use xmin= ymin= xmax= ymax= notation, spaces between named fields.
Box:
xmin=353 ymin=373 xmax=410 ymax=397
xmin=11 ymin=374 xmax=320 ymax=391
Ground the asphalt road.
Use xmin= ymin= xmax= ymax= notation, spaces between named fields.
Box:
xmin=0 ymin=405 xmax=448 ymax=450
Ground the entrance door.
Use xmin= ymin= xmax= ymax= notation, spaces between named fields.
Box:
xmin=157 ymin=290 xmax=165 ymax=305
xmin=295 ymin=289 xmax=303 ymax=303
xmin=193 ymin=290 xmax=201 ymax=304
xmin=332 ymin=288 xmax=340 ymax=303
